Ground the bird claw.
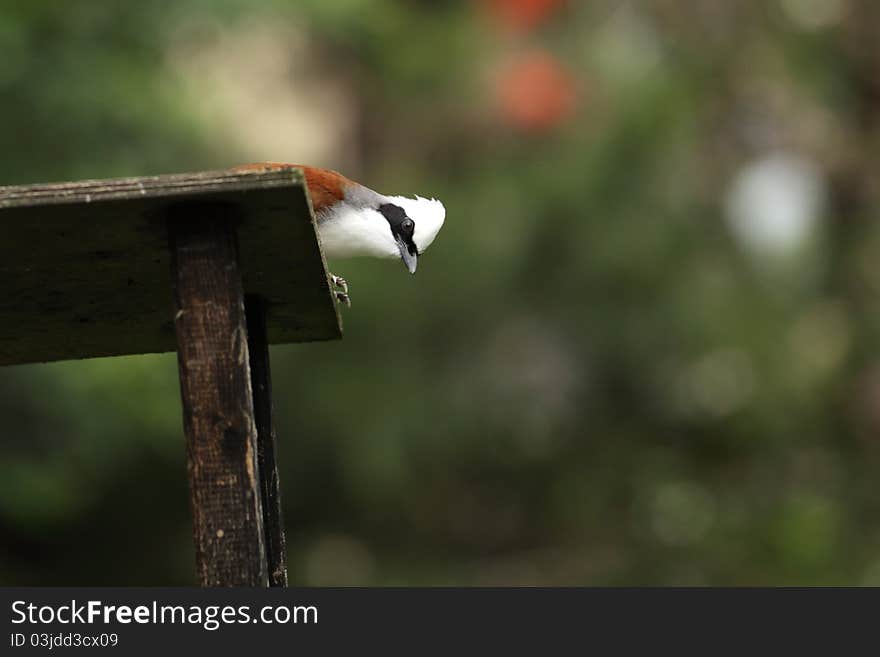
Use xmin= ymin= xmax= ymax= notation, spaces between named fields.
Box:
xmin=330 ymin=273 xmax=350 ymax=308
xmin=330 ymin=274 xmax=348 ymax=295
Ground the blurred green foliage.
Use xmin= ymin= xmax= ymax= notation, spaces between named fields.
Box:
xmin=2 ymin=0 xmax=880 ymax=585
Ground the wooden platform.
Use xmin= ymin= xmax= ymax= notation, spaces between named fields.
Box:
xmin=0 ymin=167 xmax=342 ymax=366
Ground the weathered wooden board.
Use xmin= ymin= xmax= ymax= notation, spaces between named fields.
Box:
xmin=170 ymin=216 xmax=268 ymax=587
xmin=0 ymin=167 xmax=342 ymax=366
xmin=246 ymin=295 xmax=288 ymax=587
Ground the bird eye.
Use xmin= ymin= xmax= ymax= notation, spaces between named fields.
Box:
xmin=401 ymin=218 xmax=414 ymax=233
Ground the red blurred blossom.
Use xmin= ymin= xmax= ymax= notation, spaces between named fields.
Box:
xmin=482 ymin=0 xmax=565 ymax=34
xmin=496 ymin=50 xmax=577 ymax=132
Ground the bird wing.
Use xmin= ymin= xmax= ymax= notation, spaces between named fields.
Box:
xmin=232 ymin=162 xmax=349 ymax=214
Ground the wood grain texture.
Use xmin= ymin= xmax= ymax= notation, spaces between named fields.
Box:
xmin=246 ymin=295 xmax=288 ymax=587
xmin=0 ymin=167 xmax=341 ymax=366
xmin=170 ymin=212 xmax=267 ymax=587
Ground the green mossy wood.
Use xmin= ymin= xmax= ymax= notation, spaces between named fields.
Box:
xmin=0 ymin=167 xmax=342 ymax=366
xmin=0 ymin=166 xmax=340 ymax=586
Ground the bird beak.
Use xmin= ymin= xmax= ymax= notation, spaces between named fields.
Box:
xmin=396 ymin=236 xmax=418 ymax=274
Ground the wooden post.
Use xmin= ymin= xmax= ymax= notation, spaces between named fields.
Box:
xmin=169 ymin=206 xmax=268 ymax=586
xmin=0 ymin=168 xmax=342 ymax=585
xmin=246 ymin=295 xmax=289 ymax=587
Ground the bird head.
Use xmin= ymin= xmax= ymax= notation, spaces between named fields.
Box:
xmin=375 ymin=195 xmax=446 ymax=273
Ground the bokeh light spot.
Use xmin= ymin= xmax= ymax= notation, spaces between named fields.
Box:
xmin=496 ymin=49 xmax=577 ymax=132
xmin=725 ymin=152 xmax=826 ymax=258
xmin=482 ymin=0 xmax=565 ymax=33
